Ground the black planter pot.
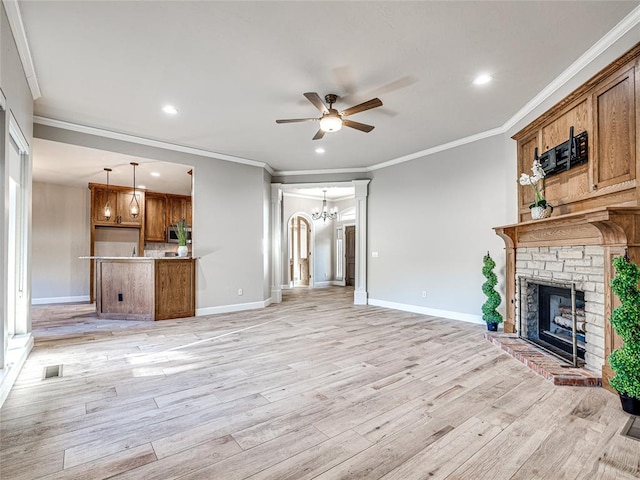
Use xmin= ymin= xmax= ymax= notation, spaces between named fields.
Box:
xmin=486 ymin=322 xmax=498 ymax=332
xmin=620 ymin=393 xmax=640 ymax=415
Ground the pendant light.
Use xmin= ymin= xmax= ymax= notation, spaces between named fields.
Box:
xmin=103 ymin=168 xmax=112 ymax=220
xmin=130 ymin=162 xmax=140 ymax=218
xmin=311 ymin=189 xmax=338 ymax=222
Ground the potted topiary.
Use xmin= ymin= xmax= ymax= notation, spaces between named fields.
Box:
xmin=482 ymin=252 xmax=503 ymax=331
xmin=174 ymin=218 xmax=189 ymax=257
xmin=608 ymin=254 xmax=640 ymax=415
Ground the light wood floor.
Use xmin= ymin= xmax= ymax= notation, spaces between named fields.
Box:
xmin=1 ymin=287 xmax=638 ymax=479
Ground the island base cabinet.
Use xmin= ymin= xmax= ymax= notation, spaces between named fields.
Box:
xmin=95 ymin=258 xmax=195 ymax=320
xmin=155 ymin=259 xmax=196 ymax=320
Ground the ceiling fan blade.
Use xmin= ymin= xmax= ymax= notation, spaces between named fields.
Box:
xmin=276 ymin=118 xmax=318 ymax=124
xmin=304 ymin=92 xmax=329 ymax=114
xmin=341 ymin=98 xmax=383 ymax=117
xmin=312 ymin=129 xmax=326 ymax=140
xmin=342 ymin=119 xmax=375 ymax=133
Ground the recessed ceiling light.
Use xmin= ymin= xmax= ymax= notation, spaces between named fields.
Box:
xmin=162 ymin=105 xmax=178 ymax=115
xmin=473 ymin=74 xmax=493 ymax=85
xmin=151 ymin=172 xmax=160 ymax=177
xmin=315 ymin=147 xmax=325 ymax=154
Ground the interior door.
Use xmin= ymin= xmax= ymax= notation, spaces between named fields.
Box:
xmin=298 ymin=217 xmax=310 ymax=286
xmin=345 ymin=225 xmax=355 ymax=287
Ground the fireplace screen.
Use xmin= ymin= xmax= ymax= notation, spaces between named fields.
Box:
xmin=519 ymin=278 xmax=586 ymax=366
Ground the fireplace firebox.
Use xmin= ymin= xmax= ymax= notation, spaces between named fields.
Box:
xmin=519 ymin=278 xmax=586 ymax=366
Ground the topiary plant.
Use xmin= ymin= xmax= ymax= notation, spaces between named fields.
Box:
xmin=482 ymin=252 xmax=503 ymax=325
xmin=608 ymin=255 xmax=640 ymax=400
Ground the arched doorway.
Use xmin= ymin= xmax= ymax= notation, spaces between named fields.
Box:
xmin=288 ymin=214 xmax=313 ymax=287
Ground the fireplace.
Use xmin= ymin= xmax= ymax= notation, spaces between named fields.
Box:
xmin=519 ymin=278 xmax=586 ymax=366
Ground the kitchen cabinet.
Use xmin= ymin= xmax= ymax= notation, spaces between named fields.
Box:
xmin=145 ymin=193 xmax=167 ymax=242
xmin=168 ymin=194 xmax=192 ymax=226
xmin=90 ymin=184 xmax=144 ymax=226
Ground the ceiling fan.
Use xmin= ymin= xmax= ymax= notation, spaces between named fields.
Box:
xmin=276 ymin=92 xmax=383 ymax=140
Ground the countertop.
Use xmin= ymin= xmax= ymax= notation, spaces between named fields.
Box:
xmin=79 ymin=256 xmax=195 ymax=260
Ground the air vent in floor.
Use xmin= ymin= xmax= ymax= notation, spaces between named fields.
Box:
xmin=622 ymin=416 xmax=640 ymax=441
xmin=42 ymin=365 xmax=62 ymax=379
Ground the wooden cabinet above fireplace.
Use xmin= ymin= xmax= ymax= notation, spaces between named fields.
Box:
xmin=513 ymin=44 xmax=640 ymax=223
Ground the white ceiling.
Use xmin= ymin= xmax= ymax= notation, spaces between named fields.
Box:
xmin=18 ymin=1 xmax=640 ymax=180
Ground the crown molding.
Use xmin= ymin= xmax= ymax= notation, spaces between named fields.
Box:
xmin=273 ymin=166 xmax=369 ymax=177
xmin=3 ymin=0 xmax=41 ymax=100
xmin=34 ymin=116 xmax=275 ymax=175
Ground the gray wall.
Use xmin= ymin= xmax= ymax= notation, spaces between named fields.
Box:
xmin=31 ymin=182 xmax=90 ymax=301
xmin=368 ymin=135 xmax=512 ymax=322
xmin=34 ymin=124 xmax=271 ymax=312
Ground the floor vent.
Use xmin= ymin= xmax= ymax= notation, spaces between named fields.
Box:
xmin=622 ymin=416 xmax=640 ymax=441
xmin=43 ymin=365 xmax=62 ymax=379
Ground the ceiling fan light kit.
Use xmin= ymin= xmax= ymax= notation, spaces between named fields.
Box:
xmin=277 ymin=92 xmax=382 ymax=140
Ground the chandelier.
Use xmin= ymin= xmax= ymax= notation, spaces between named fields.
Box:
xmin=312 ymin=189 xmax=338 ymax=222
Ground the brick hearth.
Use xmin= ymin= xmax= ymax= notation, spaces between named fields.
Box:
xmin=485 ymin=332 xmax=602 ymax=387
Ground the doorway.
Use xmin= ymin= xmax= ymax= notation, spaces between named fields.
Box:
xmin=345 ymin=225 xmax=356 ymax=287
xmin=289 ymin=215 xmax=311 ymax=287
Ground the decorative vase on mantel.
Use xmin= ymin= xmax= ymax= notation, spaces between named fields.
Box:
xmin=177 ymin=245 xmax=189 ymax=257
xmin=530 ymin=205 xmax=553 ymax=220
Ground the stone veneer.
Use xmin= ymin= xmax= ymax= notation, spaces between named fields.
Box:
xmin=515 ymin=245 xmax=605 ymax=372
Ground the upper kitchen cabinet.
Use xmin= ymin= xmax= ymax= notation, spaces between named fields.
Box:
xmin=168 ymin=194 xmax=192 ymax=226
xmin=145 ymin=193 xmax=167 ymax=242
xmin=90 ymin=184 xmax=144 ymax=226
xmin=512 ymin=45 xmax=640 ymax=222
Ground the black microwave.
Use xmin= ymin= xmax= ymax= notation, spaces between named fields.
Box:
xmin=167 ymin=226 xmax=192 ymax=244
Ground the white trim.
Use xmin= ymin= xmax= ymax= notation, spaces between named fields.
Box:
xmin=0 ymin=333 xmax=33 ymax=408
xmin=196 ymin=298 xmax=272 ymax=316
xmin=32 ymin=295 xmax=90 ymax=305
xmin=314 ymin=281 xmax=331 ymax=287
xmin=0 ymin=88 xmax=6 ymax=110
xmin=2 ymin=1 xmax=41 ymax=100
xmin=34 ymin=116 xmax=275 ymax=174
xmin=274 ymin=167 xmax=369 ymax=177
xmin=331 ymin=280 xmax=345 ymax=287
xmin=368 ymin=298 xmax=484 ymax=325
xmin=9 ymin=112 xmax=29 ymax=153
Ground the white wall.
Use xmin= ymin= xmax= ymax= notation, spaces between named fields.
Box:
xmin=31 ymin=182 xmax=90 ymax=302
xmin=368 ymin=134 xmax=513 ymax=324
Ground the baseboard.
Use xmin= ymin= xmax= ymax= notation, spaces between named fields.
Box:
xmin=196 ymin=298 xmax=272 ymax=316
xmin=368 ymin=298 xmax=484 ymax=325
xmin=0 ymin=333 xmax=34 ymax=408
xmin=32 ymin=295 xmax=90 ymax=305
xmin=331 ymin=280 xmax=345 ymax=286
xmin=314 ymin=281 xmax=331 ymax=287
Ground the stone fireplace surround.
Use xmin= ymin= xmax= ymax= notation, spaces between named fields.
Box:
xmin=515 ymin=245 xmax=605 ymax=372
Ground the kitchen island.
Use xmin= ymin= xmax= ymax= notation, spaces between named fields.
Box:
xmin=91 ymin=257 xmax=196 ymax=320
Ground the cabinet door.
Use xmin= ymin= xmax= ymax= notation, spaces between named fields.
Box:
xmin=145 ymin=194 xmax=167 ymax=242
xmin=592 ymin=65 xmax=636 ymax=189
xmin=168 ymin=195 xmax=192 ymax=226
xmin=117 ymin=190 xmax=144 ymax=225
xmin=92 ymin=187 xmax=118 ymax=225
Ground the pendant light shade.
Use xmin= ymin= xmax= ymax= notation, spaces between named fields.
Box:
xmin=130 ymin=162 xmax=140 ymax=218
xmin=103 ymin=168 xmax=112 ymax=220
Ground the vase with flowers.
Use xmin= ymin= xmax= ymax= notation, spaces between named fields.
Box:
xmin=519 ymin=159 xmax=553 ymax=220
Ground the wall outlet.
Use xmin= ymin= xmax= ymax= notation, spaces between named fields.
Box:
xmin=422 ymin=291 xmax=427 ymax=298
xmin=237 ymin=288 xmax=243 ymax=296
